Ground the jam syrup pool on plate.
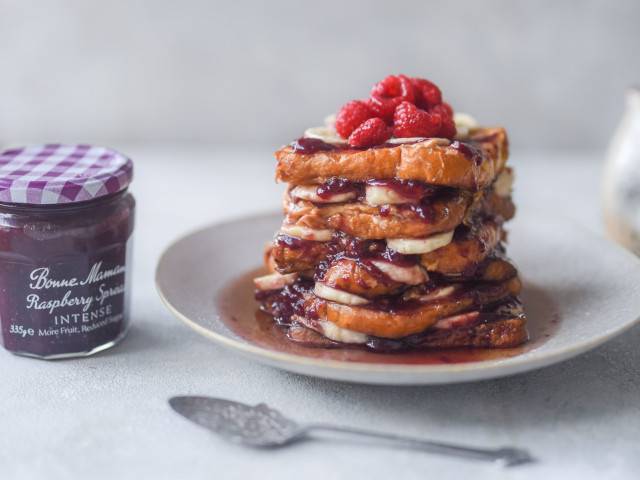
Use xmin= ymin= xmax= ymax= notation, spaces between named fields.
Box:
xmin=216 ymin=268 xmax=558 ymax=365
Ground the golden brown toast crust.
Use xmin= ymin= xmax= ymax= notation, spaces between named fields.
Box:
xmin=267 ymin=237 xmax=330 ymax=274
xmin=275 ymin=127 xmax=509 ymax=190
xmin=320 ymin=258 xmax=405 ymax=299
xmin=479 ymin=258 xmax=517 ymax=282
xmin=420 ymin=220 xmax=502 ymax=275
xmin=417 ymin=316 xmax=527 ymax=348
xmin=309 ymin=276 xmax=521 ymax=338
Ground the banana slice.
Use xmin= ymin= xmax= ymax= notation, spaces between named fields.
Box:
xmin=370 ymin=260 xmax=428 ymax=285
xmin=253 ymin=272 xmax=298 ymax=291
xmin=290 ymin=185 xmax=357 ymax=203
xmin=314 ymin=282 xmax=370 ymax=306
xmin=454 ymin=112 xmax=479 ymax=139
xmin=280 ymin=225 xmax=334 ymax=242
xmin=319 ymin=320 xmax=368 ymax=344
xmin=324 ymin=114 xmax=336 ymax=128
xmin=432 ymin=311 xmax=480 ymax=330
xmin=388 ymin=137 xmax=451 ymax=147
xmin=385 ymin=137 xmax=427 ymax=145
xmin=493 ymin=168 xmax=514 ymax=197
xmin=303 ymin=126 xmax=346 ymax=145
xmin=365 ymin=185 xmax=415 ymax=206
xmin=387 ymin=230 xmax=454 ymax=254
xmin=420 ymin=285 xmax=459 ymax=302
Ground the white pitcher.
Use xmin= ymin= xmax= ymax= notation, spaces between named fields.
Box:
xmin=603 ymin=87 xmax=640 ymax=254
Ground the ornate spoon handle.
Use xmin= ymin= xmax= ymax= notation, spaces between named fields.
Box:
xmin=304 ymin=423 xmax=533 ymax=466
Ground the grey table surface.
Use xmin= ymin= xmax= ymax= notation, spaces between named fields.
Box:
xmin=2 ymin=147 xmax=639 ymax=480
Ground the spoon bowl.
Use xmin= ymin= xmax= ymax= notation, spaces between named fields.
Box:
xmin=169 ymin=396 xmax=302 ymax=447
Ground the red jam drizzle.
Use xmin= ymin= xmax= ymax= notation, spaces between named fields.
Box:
xmin=254 ymin=278 xmax=314 ymax=325
xmin=275 ymin=233 xmax=308 ymax=249
xmin=326 ymin=235 xmax=419 ymax=274
xmin=366 ymin=178 xmax=436 ymax=201
xmin=316 ymin=177 xmax=360 ymax=199
xmin=378 ymin=247 xmax=419 ymax=267
xmin=450 ymin=140 xmax=484 ymax=165
xmin=307 ymin=177 xmax=445 ymax=208
xmin=406 ymin=200 xmax=435 ymax=222
xmin=290 ymin=138 xmax=338 ymax=154
xmin=275 ymin=232 xmax=420 ymax=288
xmin=290 ymin=137 xmax=432 ymax=154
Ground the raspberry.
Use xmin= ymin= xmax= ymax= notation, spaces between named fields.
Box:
xmin=369 ymin=74 xmax=415 ymax=122
xmin=334 ymin=100 xmax=374 ymax=138
xmin=348 ymin=117 xmax=392 ymax=148
xmin=430 ymin=103 xmax=457 ymax=139
xmin=371 ymin=74 xmax=415 ymax=103
xmin=393 ymin=101 xmax=441 ymax=138
xmin=367 ymin=96 xmax=402 ymax=123
xmin=410 ymin=77 xmax=442 ymax=109
xmin=440 ymin=102 xmax=453 ymax=117
xmin=438 ymin=114 xmax=457 ymax=139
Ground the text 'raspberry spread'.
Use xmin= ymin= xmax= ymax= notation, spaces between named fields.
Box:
xmin=0 ymin=144 xmax=135 ymax=359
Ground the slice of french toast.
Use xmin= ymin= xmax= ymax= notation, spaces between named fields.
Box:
xmin=275 ymin=127 xmax=508 ymax=190
xmin=256 ymin=275 xmax=522 ymax=339
xmin=268 ymin=216 xmax=510 ymax=277
xmin=288 ymin=297 xmax=527 ymax=350
xmin=282 ymin=188 xmax=514 ymax=241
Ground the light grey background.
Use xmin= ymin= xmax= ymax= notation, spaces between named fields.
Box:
xmin=0 ymin=0 xmax=638 ymax=150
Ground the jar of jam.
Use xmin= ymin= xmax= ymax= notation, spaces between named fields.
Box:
xmin=0 ymin=144 xmax=135 ymax=359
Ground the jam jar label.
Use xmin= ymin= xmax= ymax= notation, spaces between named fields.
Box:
xmin=0 ymin=247 xmax=131 ymax=357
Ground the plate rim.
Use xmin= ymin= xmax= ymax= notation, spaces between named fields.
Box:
xmin=155 ymin=212 xmax=640 ymax=381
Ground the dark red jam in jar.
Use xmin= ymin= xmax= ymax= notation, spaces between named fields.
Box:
xmin=0 ymin=144 xmax=135 ymax=359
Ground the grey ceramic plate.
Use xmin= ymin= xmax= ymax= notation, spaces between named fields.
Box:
xmin=155 ymin=210 xmax=640 ymax=385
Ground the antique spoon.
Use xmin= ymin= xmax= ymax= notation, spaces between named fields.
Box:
xmin=169 ymin=396 xmax=533 ymax=466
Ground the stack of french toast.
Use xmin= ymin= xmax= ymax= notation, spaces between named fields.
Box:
xmin=254 ymin=74 xmax=526 ymax=352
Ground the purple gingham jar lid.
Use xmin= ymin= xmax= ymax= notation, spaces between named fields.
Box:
xmin=0 ymin=144 xmax=133 ymax=205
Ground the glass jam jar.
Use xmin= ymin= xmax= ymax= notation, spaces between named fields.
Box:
xmin=0 ymin=144 xmax=135 ymax=359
